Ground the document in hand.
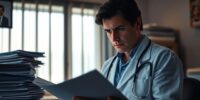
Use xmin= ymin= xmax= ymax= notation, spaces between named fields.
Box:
xmin=34 ymin=70 xmax=127 ymax=100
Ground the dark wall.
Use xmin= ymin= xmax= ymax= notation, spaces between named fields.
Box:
xmin=136 ymin=0 xmax=200 ymax=68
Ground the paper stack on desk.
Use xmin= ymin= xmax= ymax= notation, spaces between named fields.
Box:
xmin=34 ymin=70 xmax=128 ymax=100
xmin=0 ymin=50 xmax=45 ymax=100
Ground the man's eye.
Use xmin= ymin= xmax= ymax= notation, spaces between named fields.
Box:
xmin=104 ymin=29 xmax=111 ymax=34
xmin=116 ymin=27 xmax=126 ymax=32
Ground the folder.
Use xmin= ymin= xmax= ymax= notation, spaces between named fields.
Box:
xmin=34 ymin=70 xmax=127 ymax=100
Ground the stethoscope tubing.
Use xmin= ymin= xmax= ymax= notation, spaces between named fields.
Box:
xmin=106 ymin=40 xmax=152 ymax=99
xmin=106 ymin=40 xmax=151 ymax=79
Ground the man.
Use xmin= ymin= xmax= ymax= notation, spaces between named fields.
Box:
xmin=0 ymin=4 xmax=9 ymax=27
xmin=74 ymin=0 xmax=183 ymax=100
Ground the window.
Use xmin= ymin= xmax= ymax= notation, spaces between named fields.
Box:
xmin=0 ymin=2 xmax=64 ymax=83
xmin=69 ymin=4 xmax=102 ymax=78
xmin=0 ymin=1 xmax=108 ymax=83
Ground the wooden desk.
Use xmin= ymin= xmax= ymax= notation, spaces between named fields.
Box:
xmin=41 ymin=91 xmax=58 ymax=100
xmin=187 ymin=67 xmax=200 ymax=73
xmin=187 ymin=67 xmax=200 ymax=81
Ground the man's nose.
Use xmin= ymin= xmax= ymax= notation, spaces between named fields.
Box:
xmin=111 ymin=30 xmax=119 ymax=41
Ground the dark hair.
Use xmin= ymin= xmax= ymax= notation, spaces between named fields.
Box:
xmin=95 ymin=0 xmax=142 ymax=28
xmin=0 ymin=5 xmax=5 ymax=12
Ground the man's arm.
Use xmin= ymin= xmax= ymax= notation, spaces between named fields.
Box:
xmin=152 ymin=50 xmax=184 ymax=100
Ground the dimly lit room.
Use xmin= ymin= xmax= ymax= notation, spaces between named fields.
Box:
xmin=0 ymin=0 xmax=200 ymax=100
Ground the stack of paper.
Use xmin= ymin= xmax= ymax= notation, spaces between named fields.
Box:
xmin=0 ymin=50 xmax=45 ymax=100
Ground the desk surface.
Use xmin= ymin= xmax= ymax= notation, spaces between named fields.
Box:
xmin=187 ymin=67 xmax=200 ymax=81
xmin=42 ymin=95 xmax=58 ymax=100
xmin=187 ymin=67 xmax=200 ymax=73
xmin=41 ymin=91 xmax=58 ymax=100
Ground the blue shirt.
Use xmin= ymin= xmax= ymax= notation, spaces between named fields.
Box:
xmin=114 ymin=36 xmax=144 ymax=86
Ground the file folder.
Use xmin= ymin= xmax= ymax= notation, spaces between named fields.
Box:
xmin=34 ymin=70 xmax=128 ymax=100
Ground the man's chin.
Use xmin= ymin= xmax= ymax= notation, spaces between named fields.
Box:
xmin=115 ymin=49 xmax=125 ymax=53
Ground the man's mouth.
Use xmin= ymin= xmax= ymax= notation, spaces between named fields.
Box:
xmin=114 ymin=43 xmax=123 ymax=47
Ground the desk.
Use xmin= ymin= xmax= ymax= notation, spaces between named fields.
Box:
xmin=41 ymin=91 xmax=58 ymax=100
xmin=187 ymin=67 xmax=200 ymax=73
xmin=187 ymin=67 xmax=200 ymax=81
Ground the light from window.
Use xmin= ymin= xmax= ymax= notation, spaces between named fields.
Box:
xmin=71 ymin=7 xmax=99 ymax=78
xmin=24 ymin=3 xmax=36 ymax=51
xmin=83 ymin=9 xmax=96 ymax=72
xmin=0 ymin=29 xmax=9 ymax=52
xmin=50 ymin=6 xmax=64 ymax=83
xmin=37 ymin=4 xmax=50 ymax=81
xmin=0 ymin=2 xmax=65 ymax=84
xmin=11 ymin=6 xmax=22 ymax=50
xmin=72 ymin=8 xmax=83 ymax=78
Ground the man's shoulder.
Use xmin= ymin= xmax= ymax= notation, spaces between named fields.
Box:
xmin=150 ymin=42 xmax=182 ymax=63
xmin=101 ymin=56 xmax=116 ymax=74
xmin=149 ymin=42 xmax=180 ymax=61
xmin=151 ymin=42 xmax=175 ymax=54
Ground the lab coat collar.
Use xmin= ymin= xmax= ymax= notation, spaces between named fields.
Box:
xmin=107 ymin=56 xmax=119 ymax=84
xmin=116 ymin=35 xmax=151 ymax=89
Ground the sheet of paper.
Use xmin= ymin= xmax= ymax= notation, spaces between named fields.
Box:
xmin=34 ymin=70 xmax=127 ymax=100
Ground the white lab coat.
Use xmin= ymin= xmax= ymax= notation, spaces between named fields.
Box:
xmin=101 ymin=35 xmax=183 ymax=100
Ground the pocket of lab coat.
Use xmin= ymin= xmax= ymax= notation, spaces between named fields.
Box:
xmin=134 ymin=65 xmax=151 ymax=97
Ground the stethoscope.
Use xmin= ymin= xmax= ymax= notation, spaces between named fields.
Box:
xmin=106 ymin=40 xmax=153 ymax=99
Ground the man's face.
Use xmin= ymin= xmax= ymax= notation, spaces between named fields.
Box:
xmin=0 ymin=7 xmax=3 ymax=16
xmin=102 ymin=15 xmax=141 ymax=54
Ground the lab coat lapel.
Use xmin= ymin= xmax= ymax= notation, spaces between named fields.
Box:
xmin=108 ymin=57 xmax=119 ymax=85
xmin=117 ymin=36 xmax=151 ymax=89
